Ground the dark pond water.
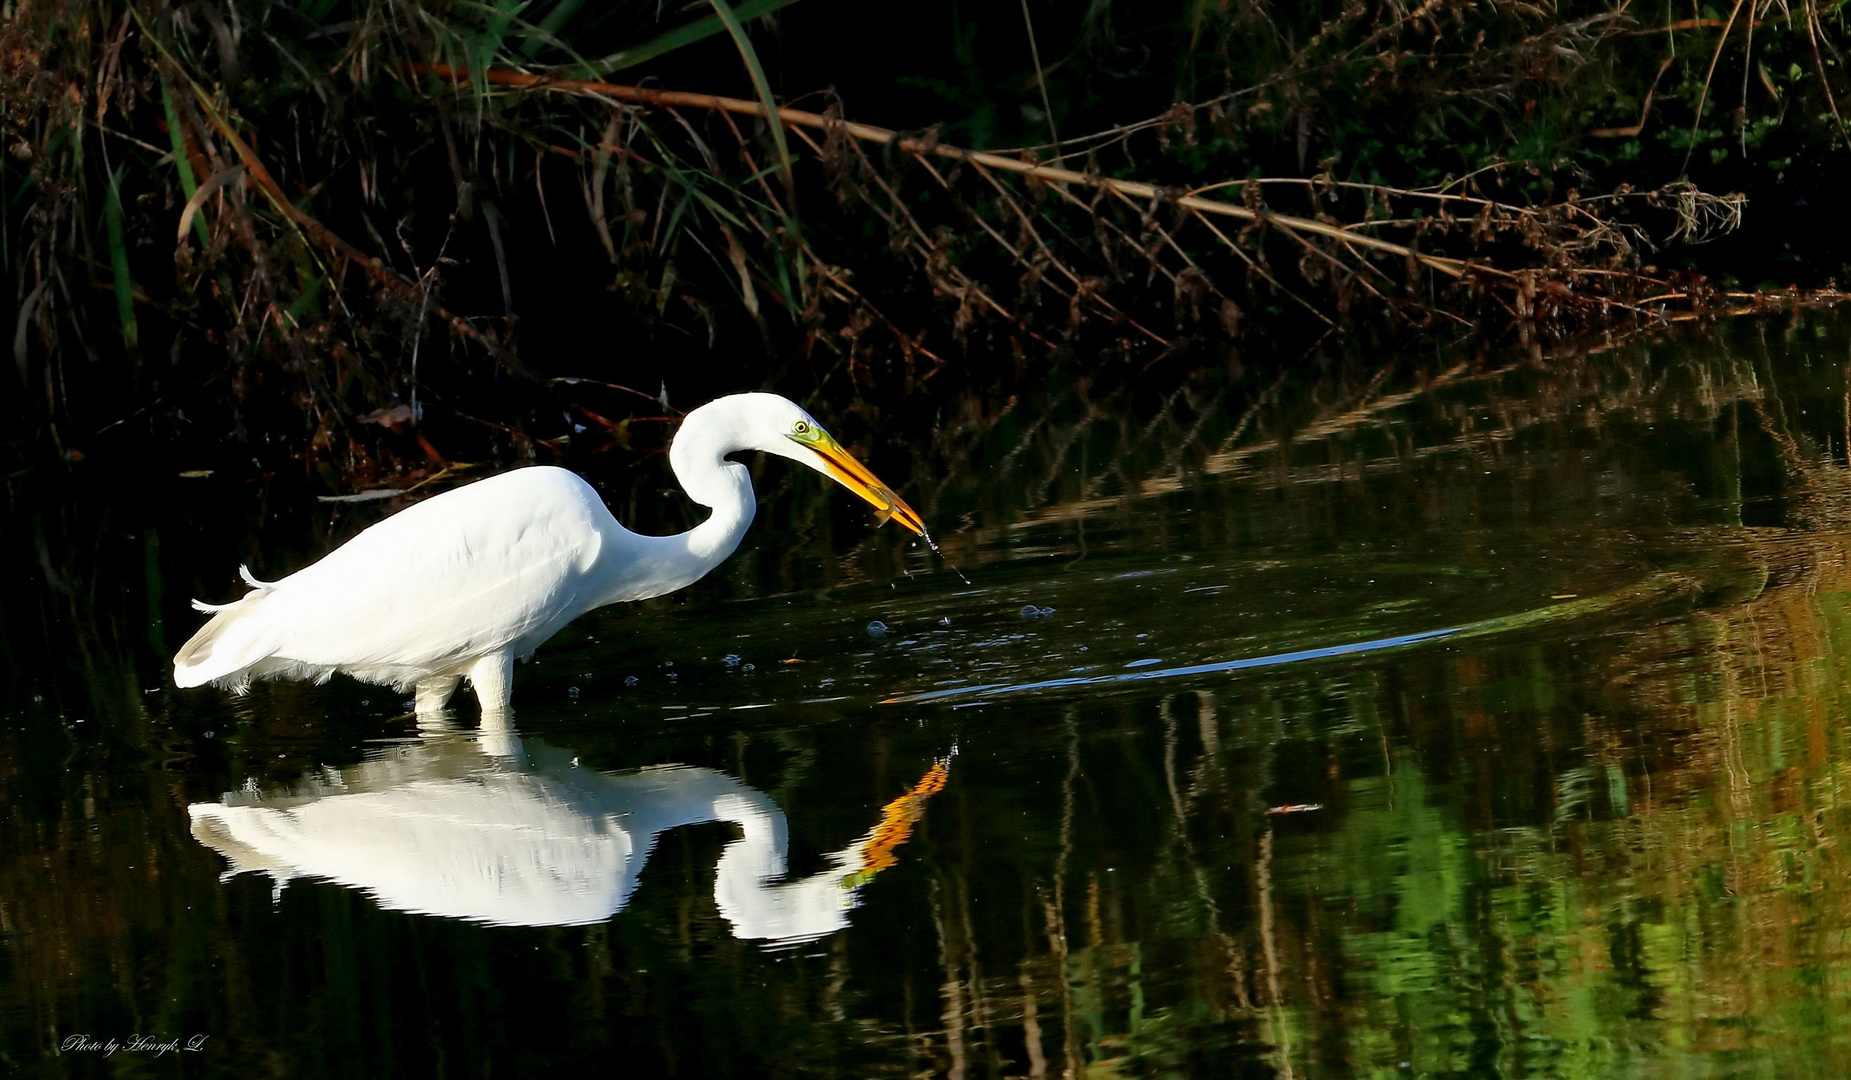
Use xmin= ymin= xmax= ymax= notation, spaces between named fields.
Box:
xmin=8 ymin=313 xmax=1851 ymax=1077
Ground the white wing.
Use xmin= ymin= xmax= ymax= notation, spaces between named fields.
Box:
xmin=175 ymin=467 xmax=617 ymax=689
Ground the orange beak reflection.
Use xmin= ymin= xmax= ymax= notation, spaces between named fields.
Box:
xmin=796 ymin=430 xmax=926 ymax=536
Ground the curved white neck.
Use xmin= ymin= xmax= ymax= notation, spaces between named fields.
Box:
xmin=596 ymin=401 xmax=760 ymax=604
xmin=668 ymin=399 xmax=761 ymax=575
xmin=673 ymin=459 xmax=756 ymax=571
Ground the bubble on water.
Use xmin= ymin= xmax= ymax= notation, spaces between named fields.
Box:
xmin=203 ymin=731 xmax=215 ymax=739
xmin=1040 ymin=607 xmax=1056 ymax=617
xmin=723 ymin=654 xmax=742 ymax=666
xmin=1020 ymin=605 xmax=1042 ymax=619
xmin=742 ymin=663 xmax=756 ymax=672
xmin=1078 ymin=646 xmax=1089 ymax=652
xmin=567 ymin=687 xmax=580 ymax=699
xmin=666 ymin=672 xmax=678 ymax=680
xmin=867 ymin=620 xmax=888 ymax=637
xmin=663 ymin=660 xmax=674 ymax=667
xmin=624 ymin=676 xmax=639 ymax=687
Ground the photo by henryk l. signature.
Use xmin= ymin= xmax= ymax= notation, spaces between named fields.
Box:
xmin=59 ymin=1034 xmax=209 ymax=1057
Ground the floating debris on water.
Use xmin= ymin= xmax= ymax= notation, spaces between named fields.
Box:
xmin=722 ymin=654 xmax=742 ymax=667
xmin=938 ymin=616 xmax=952 ymax=626
xmin=624 ymin=676 xmax=639 ymax=687
xmin=1021 ymin=605 xmax=1056 ymax=619
xmin=567 ymin=687 xmax=580 ymax=700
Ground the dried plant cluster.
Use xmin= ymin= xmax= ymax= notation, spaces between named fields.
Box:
xmin=2 ymin=0 xmax=1846 ymax=474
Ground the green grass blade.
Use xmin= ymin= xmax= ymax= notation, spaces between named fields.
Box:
xmin=287 ymin=251 xmax=325 ymax=323
xmin=520 ymin=0 xmax=587 ymax=58
xmin=105 ymin=165 xmax=139 ymax=350
xmin=708 ymin=0 xmax=794 ymax=191
xmin=579 ymin=0 xmax=806 ymax=75
xmin=161 ymin=85 xmax=209 ymax=248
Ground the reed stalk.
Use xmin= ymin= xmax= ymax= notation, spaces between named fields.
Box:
xmin=416 ymin=64 xmax=1479 ymax=279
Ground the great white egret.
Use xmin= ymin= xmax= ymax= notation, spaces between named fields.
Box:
xmin=173 ymin=393 xmax=925 ymax=714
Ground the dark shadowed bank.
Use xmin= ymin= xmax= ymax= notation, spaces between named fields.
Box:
xmin=3 ymin=0 xmax=1850 ymax=480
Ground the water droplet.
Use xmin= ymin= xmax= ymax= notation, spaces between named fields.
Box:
xmin=867 ymin=620 xmax=888 ymax=637
xmin=624 ymin=676 xmax=639 ymax=687
xmin=723 ymin=654 xmax=742 ymax=666
xmin=567 ymin=687 xmax=580 ymax=699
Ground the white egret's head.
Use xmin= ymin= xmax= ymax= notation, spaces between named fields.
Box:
xmin=682 ymin=393 xmax=926 ymax=535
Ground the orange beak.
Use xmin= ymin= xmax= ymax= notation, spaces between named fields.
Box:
xmin=791 ymin=429 xmax=926 ymax=535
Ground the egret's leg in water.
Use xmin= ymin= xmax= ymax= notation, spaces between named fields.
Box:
xmin=469 ymin=650 xmax=516 ymax=716
xmin=414 ymin=675 xmax=460 ymax=717
xmin=470 ymin=650 xmax=520 ymax=757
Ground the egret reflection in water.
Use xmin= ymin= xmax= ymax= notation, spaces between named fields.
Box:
xmin=188 ymin=730 xmax=948 ymax=941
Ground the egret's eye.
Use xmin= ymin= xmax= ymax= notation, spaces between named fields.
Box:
xmin=793 ymin=420 xmax=811 ymax=435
